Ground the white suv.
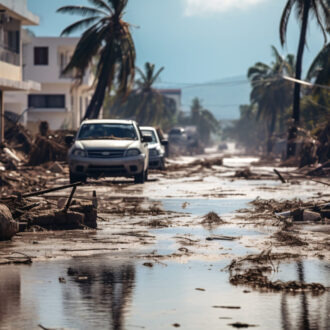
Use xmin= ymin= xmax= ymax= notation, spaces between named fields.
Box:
xmin=68 ymin=119 xmax=151 ymax=184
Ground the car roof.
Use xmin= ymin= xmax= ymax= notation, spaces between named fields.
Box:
xmin=81 ymin=119 xmax=136 ymax=125
xmin=140 ymin=126 xmax=156 ymax=131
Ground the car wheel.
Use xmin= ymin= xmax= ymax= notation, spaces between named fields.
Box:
xmin=134 ymin=170 xmax=145 ymax=184
xmin=70 ymin=171 xmax=87 ymax=184
xmin=144 ymin=169 xmax=148 ymax=182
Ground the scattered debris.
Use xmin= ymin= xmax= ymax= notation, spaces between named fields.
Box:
xmin=143 ymin=262 xmax=153 ymax=268
xmin=273 ymin=231 xmax=308 ymax=246
xmin=212 ymin=306 xmax=241 ymax=309
xmin=228 ymin=322 xmax=258 ymax=328
xmin=206 ymin=235 xmax=237 ymax=241
xmin=195 ymin=288 xmax=205 ymax=291
xmin=58 ymin=277 xmax=66 ymax=284
xmin=227 ymin=250 xmax=326 ymax=294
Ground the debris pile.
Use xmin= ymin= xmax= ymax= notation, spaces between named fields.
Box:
xmin=201 ymin=211 xmax=225 ymax=226
xmin=0 ymin=183 xmax=98 ymax=240
xmin=166 ymin=157 xmax=223 ymax=171
xmin=227 ymin=250 xmax=326 ymax=294
xmin=28 ymin=121 xmax=71 ymax=166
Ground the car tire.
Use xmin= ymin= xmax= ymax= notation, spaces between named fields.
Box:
xmin=134 ymin=170 xmax=145 ymax=184
xmin=144 ymin=169 xmax=148 ymax=182
xmin=70 ymin=171 xmax=87 ymax=184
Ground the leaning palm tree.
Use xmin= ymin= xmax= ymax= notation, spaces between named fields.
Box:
xmin=57 ymin=0 xmax=136 ymax=120
xmin=279 ymin=0 xmax=329 ymax=124
xmin=109 ymin=62 xmax=177 ymax=129
xmin=248 ymin=46 xmax=295 ymax=153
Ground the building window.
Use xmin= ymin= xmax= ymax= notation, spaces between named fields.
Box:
xmin=28 ymin=94 xmax=65 ymax=108
xmin=34 ymin=47 xmax=48 ymax=65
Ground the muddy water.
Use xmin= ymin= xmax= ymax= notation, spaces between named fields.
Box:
xmin=0 ymin=199 xmax=329 ymax=330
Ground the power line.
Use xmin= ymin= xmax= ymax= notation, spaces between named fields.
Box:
xmin=282 ymin=76 xmax=330 ymax=91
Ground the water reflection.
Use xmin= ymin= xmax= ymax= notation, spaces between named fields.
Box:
xmin=62 ymin=259 xmax=135 ymax=330
xmin=0 ymin=268 xmax=21 ymax=326
xmin=280 ymin=261 xmax=329 ymax=330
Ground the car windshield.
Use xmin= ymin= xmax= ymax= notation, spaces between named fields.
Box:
xmin=77 ymin=123 xmax=138 ymax=140
xmin=141 ymin=129 xmax=158 ymax=143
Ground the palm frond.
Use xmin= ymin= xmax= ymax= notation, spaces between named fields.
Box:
xmin=136 ymin=67 xmax=147 ymax=83
xmin=63 ymin=23 xmax=107 ymax=74
xmin=280 ymin=0 xmax=295 ymax=45
xmin=57 ymin=5 xmax=107 ymax=16
xmin=306 ymin=43 xmax=330 ymax=80
xmin=87 ymin=0 xmax=113 ymax=14
xmin=60 ymin=16 xmax=101 ymax=36
xmin=311 ymin=1 xmax=328 ymax=44
xmin=150 ymin=67 xmax=164 ymax=85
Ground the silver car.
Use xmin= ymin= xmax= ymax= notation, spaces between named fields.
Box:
xmin=68 ymin=119 xmax=151 ymax=184
xmin=140 ymin=126 xmax=166 ymax=170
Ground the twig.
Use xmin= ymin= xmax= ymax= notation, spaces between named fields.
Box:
xmin=274 ymin=169 xmax=286 ymax=183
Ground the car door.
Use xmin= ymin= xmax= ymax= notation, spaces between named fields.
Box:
xmin=137 ymin=125 xmax=149 ymax=170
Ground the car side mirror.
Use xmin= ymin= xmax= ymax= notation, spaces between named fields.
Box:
xmin=161 ymin=139 xmax=168 ymax=146
xmin=142 ymin=135 xmax=152 ymax=143
xmin=65 ymin=134 xmax=75 ymax=147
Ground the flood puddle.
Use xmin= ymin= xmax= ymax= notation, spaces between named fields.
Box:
xmin=0 ymin=198 xmax=329 ymax=329
xmin=160 ymin=198 xmax=250 ymax=215
xmin=0 ymin=257 xmax=329 ymax=330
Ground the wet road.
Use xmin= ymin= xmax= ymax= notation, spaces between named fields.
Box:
xmin=0 ymin=153 xmax=329 ymax=329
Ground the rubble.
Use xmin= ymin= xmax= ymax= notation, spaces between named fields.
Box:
xmin=0 ymin=204 xmax=19 ymax=241
xmin=201 ymin=211 xmax=225 ymax=226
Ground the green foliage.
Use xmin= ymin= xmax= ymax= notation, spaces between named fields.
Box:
xmin=105 ymin=62 xmax=177 ymax=130
xmin=279 ymin=0 xmax=329 ymax=126
xmin=247 ymin=46 xmax=295 ymax=152
xmin=58 ymin=0 xmax=136 ymax=119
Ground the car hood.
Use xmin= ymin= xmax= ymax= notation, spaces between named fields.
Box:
xmin=74 ymin=139 xmax=140 ymax=150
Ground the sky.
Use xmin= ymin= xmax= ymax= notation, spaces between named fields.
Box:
xmin=26 ymin=0 xmax=325 ymax=84
xmin=26 ymin=0 xmax=326 ymax=119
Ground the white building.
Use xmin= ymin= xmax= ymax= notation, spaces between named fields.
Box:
xmin=0 ymin=0 xmax=40 ymax=142
xmin=5 ymin=36 xmax=94 ymax=132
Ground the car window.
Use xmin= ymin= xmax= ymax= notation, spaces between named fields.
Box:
xmin=141 ymin=129 xmax=158 ymax=143
xmin=77 ymin=124 xmax=138 ymax=140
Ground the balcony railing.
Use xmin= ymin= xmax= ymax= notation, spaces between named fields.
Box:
xmin=0 ymin=45 xmax=20 ymax=66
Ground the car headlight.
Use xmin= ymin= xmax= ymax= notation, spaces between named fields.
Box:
xmin=72 ymin=149 xmax=87 ymax=157
xmin=126 ymin=149 xmax=141 ymax=157
xmin=149 ymin=148 xmax=160 ymax=156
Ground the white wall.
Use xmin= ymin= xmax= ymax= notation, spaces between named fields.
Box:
xmin=5 ymin=37 xmax=93 ymax=130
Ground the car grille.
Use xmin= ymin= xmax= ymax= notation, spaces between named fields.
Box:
xmin=87 ymin=149 xmax=125 ymax=158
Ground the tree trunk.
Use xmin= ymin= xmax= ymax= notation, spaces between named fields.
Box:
xmin=287 ymin=0 xmax=310 ymax=158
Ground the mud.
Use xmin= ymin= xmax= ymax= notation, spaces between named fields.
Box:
xmin=0 ymin=149 xmax=329 ymax=329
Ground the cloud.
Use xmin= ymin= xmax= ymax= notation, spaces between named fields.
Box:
xmin=184 ymin=0 xmax=268 ymax=16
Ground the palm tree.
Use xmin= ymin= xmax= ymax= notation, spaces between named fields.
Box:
xmin=307 ymin=43 xmax=330 ymax=88
xmin=189 ymin=98 xmax=220 ymax=145
xmin=279 ymin=0 xmax=329 ymax=156
xmin=247 ymin=46 xmax=294 ymax=153
xmin=108 ymin=62 xmax=177 ymax=129
xmin=57 ymin=0 xmax=136 ymax=120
